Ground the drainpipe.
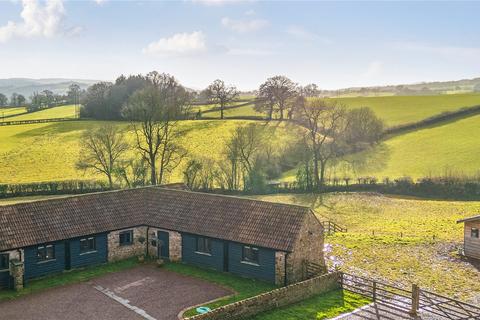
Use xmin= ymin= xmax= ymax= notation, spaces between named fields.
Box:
xmin=284 ymin=252 xmax=288 ymax=287
xmin=16 ymin=249 xmax=22 ymax=262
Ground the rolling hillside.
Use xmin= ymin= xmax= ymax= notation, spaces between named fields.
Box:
xmin=5 ymin=105 xmax=77 ymax=121
xmin=0 ymin=120 xmax=294 ymax=184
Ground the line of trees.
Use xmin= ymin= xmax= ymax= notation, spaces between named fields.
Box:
xmin=0 ymin=93 xmax=26 ymax=108
xmin=76 ymin=72 xmax=192 ymax=189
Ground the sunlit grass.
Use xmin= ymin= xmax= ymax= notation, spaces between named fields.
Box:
xmin=250 ymin=193 xmax=480 ymax=301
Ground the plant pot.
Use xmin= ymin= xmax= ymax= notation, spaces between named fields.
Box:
xmin=156 ymin=258 xmax=164 ymax=267
xmin=138 ymin=255 xmax=145 ymax=263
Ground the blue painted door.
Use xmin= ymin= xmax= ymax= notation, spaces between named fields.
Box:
xmin=158 ymin=231 xmax=169 ymax=259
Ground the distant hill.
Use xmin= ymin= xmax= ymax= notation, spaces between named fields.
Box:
xmin=0 ymin=78 xmax=100 ymax=98
xmin=327 ymin=77 xmax=480 ymax=97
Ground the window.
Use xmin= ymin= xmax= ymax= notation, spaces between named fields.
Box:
xmin=119 ymin=230 xmax=133 ymax=246
xmin=242 ymin=245 xmax=260 ymax=265
xmin=472 ymin=228 xmax=479 ymax=239
xmin=195 ymin=237 xmax=212 ymax=255
xmin=37 ymin=245 xmax=55 ymax=262
xmin=0 ymin=254 xmax=8 ymax=270
xmin=80 ymin=237 xmax=96 ymax=253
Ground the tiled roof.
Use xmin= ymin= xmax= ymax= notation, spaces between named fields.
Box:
xmin=457 ymin=214 xmax=480 ymax=223
xmin=0 ymin=187 xmax=316 ymax=252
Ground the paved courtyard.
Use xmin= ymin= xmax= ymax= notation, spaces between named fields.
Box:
xmin=0 ymin=265 xmax=233 ymax=320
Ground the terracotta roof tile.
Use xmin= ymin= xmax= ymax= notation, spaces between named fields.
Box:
xmin=0 ymin=187 xmax=312 ymax=252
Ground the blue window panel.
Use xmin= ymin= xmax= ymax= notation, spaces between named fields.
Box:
xmin=69 ymin=233 xmax=108 ymax=269
xmin=181 ymin=234 xmax=224 ymax=271
xmin=24 ymin=241 xmax=66 ymax=280
xmin=228 ymin=242 xmax=276 ymax=283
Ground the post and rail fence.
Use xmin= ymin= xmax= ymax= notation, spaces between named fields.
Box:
xmin=339 ymin=272 xmax=480 ymax=319
xmin=322 ymin=220 xmax=347 ymax=235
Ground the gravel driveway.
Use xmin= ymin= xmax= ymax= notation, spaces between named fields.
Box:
xmin=0 ymin=265 xmax=232 ymax=320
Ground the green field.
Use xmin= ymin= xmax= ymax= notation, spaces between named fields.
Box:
xmin=281 ymin=111 xmax=480 ymax=181
xmin=251 ymin=193 xmax=480 ymax=302
xmin=206 ymin=102 xmax=263 ymax=118
xmin=0 ymin=119 xmax=294 ymax=184
xmin=6 ymin=105 xmax=77 ymax=121
xmin=333 ymin=93 xmax=480 ymax=127
xmin=198 ymin=93 xmax=480 ymax=126
xmin=0 ymin=107 xmax=27 ymax=118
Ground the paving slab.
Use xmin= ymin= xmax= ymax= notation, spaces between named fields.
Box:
xmin=0 ymin=265 xmax=232 ymax=320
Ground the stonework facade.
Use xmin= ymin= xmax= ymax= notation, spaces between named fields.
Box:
xmin=286 ymin=213 xmax=325 ymax=284
xmin=107 ymin=226 xmax=147 ymax=262
xmin=146 ymin=228 xmax=182 ymax=262
xmin=275 ymin=251 xmax=286 ymax=286
xmin=3 ymin=250 xmax=24 ymax=290
xmin=186 ymin=272 xmax=340 ymax=320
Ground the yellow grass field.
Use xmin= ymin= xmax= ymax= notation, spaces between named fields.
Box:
xmin=251 ymin=192 xmax=480 ymax=302
xmin=0 ymin=120 xmax=294 ymax=184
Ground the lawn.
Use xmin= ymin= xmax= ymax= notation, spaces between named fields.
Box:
xmin=6 ymin=105 xmax=77 ymax=121
xmin=250 ymin=193 xmax=480 ymax=302
xmin=333 ymin=93 xmax=480 ymax=127
xmin=0 ymin=107 xmax=27 ymax=118
xmin=252 ymin=289 xmax=370 ymax=320
xmin=164 ymin=263 xmax=276 ymax=317
xmin=0 ymin=119 xmax=295 ymax=184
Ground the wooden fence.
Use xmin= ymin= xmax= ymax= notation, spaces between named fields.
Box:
xmin=322 ymin=220 xmax=347 ymax=235
xmin=340 ymin=273 xmax=480 ymax=319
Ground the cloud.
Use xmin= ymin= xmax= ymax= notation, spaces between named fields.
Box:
xmin=0 ymin=0 xmax=66 ymax=43
xmin=392 ymin=41 xmax=480 ymax=59
xmin=286 ymin=25 xmax=331 ymax=44
xmin=221 ymin=17 xmax=269 ymax=33
xmin=363 ymin=61 xmax=384 ymax=79
xmin=93 ymin=0 xmax=107 ymax=5
xmin=143 ymin=31 xmax=207 ymax=56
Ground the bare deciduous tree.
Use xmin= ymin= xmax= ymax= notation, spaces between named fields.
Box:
xmin=256 ymin=76 xmax=297 ymax=120
xmin=204 ymin=79 xmax=239 ymax=119
xmin=76 ymin=124 xmax=129 ymax=189
xmin=297 ymin=98 xmax=349 ymax=188
xmin=122 ymin=72 xmax=191 ymax=185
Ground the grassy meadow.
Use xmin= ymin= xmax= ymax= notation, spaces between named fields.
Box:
xmin=0 ymin=107 xmax=27 ymax=118
xmin=251 ymin=193 xmax=480 ymax=302
xmin=5 ymin=104 xmax=77 ymax=121
xmin=0 ymin=119 xmax=294 ymax=184
xmin=333 ymin=93 xmax=480 ymax=127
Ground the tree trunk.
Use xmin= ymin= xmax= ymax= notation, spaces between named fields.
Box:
xmin=150 ymin=155 xmax=157 ymax=185
xmin=220 ymin=103 xmax=224 ymax=119
xmin=107 ymin=174 xmax=113 ymax=189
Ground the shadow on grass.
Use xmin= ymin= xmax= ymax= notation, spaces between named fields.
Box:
xmin=251 ymin=289 xmax=371 ymax=320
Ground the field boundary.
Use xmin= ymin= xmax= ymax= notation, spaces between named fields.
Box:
xmin=0 ymin=117 xmax=79 ymax=126
xmin=384 ymin=104 xmax=480 ymax=136
xmin=340 ymin=272 xmax=480 ymax=319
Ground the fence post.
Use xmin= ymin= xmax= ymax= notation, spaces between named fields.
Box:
xmin=410 ymin=284 xmax=420 ymax=316
xmin=372 ymin=281 xmax=377 ymax=302
xmin=339 ymin=272 xmax=344 ymax=288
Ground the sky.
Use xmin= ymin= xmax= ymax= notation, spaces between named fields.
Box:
xmin=0 ymin=0 xmax=479 ymax=91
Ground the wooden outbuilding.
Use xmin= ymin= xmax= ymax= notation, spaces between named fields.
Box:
xmin=457 ymin=215 xmax=480 ymax=259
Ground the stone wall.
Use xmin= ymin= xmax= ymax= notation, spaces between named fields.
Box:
xmin=286 ymin=212 xmax=325 ymax=284
xmin=274 ymin=251 xmax=286 ymax=286
xmin=186 ymin=272 xmax=341 ymax=320
xmin=3 ymin=249 xmax=24 ymax=290
xmin=108 ymin=226 xmax=147 ymax=262
xmin=146 ymin=228 xmax=182 ymax=262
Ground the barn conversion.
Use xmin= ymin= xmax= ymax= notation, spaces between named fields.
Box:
xmin=458 ymin=214 xmax=480 ymax=260
xmin=0 ymin=186 xmax=325 ymax=290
